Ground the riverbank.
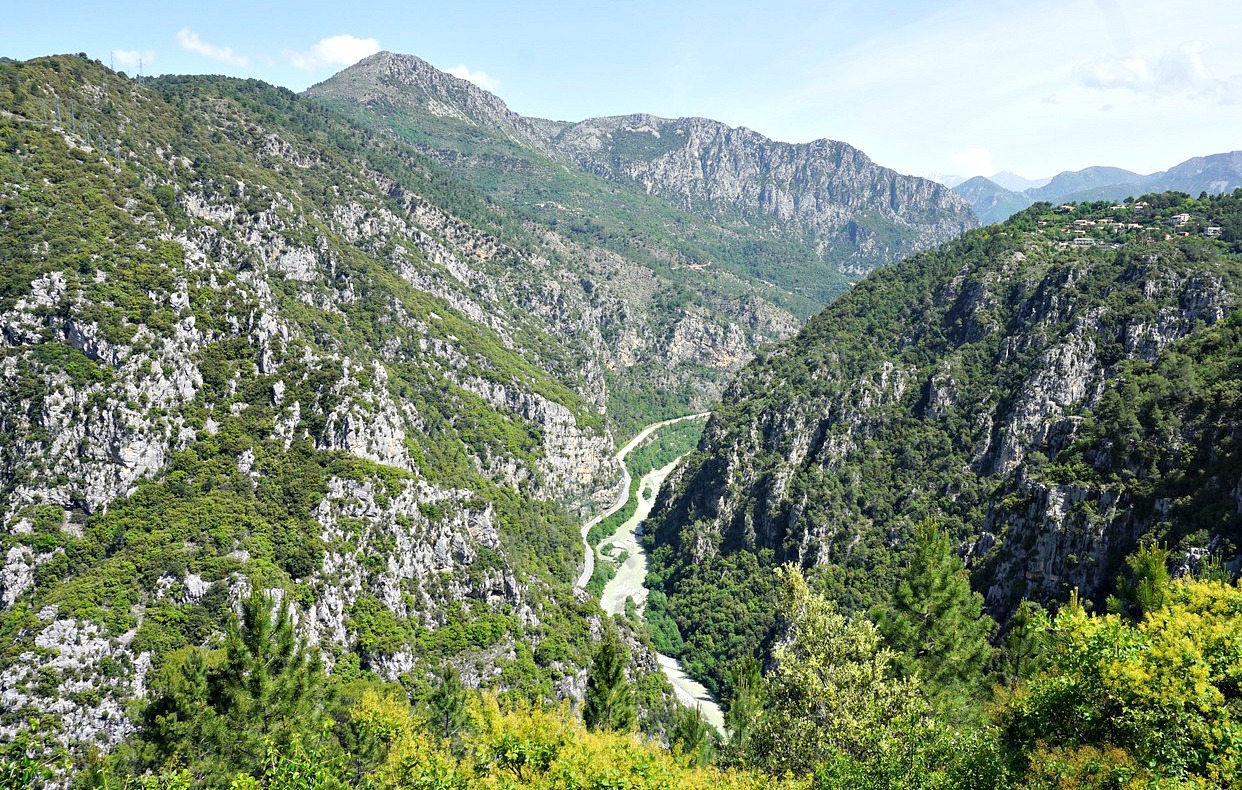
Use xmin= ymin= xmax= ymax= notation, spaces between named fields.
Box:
xmin=597 ymin=455 xmax=726 ymax=733
xmin=574 ymin=414 xmax=709 ymax=590
xmin=581 ymin=414 xmax=725 ymax=734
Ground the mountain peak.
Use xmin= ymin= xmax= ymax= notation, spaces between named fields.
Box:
xmin=309 ymin=49 xmax=503 ymax=107
xmin=307 ymin=50 xmax=559 ymax=153
xmin=307 ymin=50 xmax=975 ymax=278
xmin=987 ymin=170 xmax=1051 ymax=192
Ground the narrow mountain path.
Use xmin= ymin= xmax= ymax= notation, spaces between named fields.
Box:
xmin=576 ymin=413 xmax=725 ymax=734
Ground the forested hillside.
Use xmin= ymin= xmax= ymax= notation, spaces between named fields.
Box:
xmin=647 ymin=192 xmax=1242 ymax=692
xmin=0 ymin=53 xmax=696 ymax=760
xmin=0 ymin=51 xmax=970 ymax=777
xmin=6 ymin=49 xmax=1242 ymax=790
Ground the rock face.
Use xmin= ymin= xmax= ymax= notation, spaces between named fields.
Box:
xmin=0 ymin=55 xmax=665 ymax=759
xmin=646 ymin=196 xmax=1242 ymax=688
xmin=306 ymin=49 xmax=559 ymax=156
xmin=309 ymin=51 xmax=977 ymax=292
xmin=549 ymin=113 xmax=975 ymax=276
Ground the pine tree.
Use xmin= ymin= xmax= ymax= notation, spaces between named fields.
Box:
xmin=217 ymin=587 xmax=325 ymax=758
xmin=876 ymin=520 xmax=995 ymax=722
xmin=426 ymin=663 xmax=470 ymax=751
xmin=583 ymin=627 xmax=635 ymax=732
xmin=670 ymin=704 xmax=711 ymax=766
xmin=1107 ymin=542 xmax=1171 ymax=619
xmin=723 ymin=654 xmax=764 ymax=755
xmin=999 ymin=599 xmax=1049 ymax=691
xmin=134 ymin=586 xmax=326 ymax=781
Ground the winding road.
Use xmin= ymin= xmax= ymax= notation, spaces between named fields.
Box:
xmin=575 ymin=413 xmax=726 ymax=734
xmin=574 ymin=413 xmax=710 ymax=589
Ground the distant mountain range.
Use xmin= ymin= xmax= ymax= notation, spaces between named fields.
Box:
xmin=986 ymin=170 xmax=1052 ymax=192
xmin=308 ymin=52 xmax=976 ymax=290
xmin=926 ymin=171 xmax=1051 ymax=191
xmin=952 ymin=152 xmax=1242 ymax=224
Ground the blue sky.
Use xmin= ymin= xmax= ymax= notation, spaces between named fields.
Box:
xmin=5 ymin=0 xmax=1241 ymax=181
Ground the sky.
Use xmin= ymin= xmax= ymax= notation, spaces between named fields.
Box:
xmin=5 ymin=0 xmax=1241 ymax=181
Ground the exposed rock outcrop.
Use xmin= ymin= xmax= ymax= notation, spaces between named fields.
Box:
xmin=647 ymin=197 xmax=1242 ymax=689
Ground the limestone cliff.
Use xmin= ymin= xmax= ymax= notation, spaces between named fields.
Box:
xmin=0 ymin=55 xmax=676 ymax=757
xmin=646 ymin=195 xmax=1242 ymax=690
xmin=550 ymin=113 xmax=975 ymax=276
xmin=309 ymin=51 xmax=976 ymax=311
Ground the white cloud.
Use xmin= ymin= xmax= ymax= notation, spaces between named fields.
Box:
xmin=175 ymin=28 xmax=249 ymax=67
xmin=446 ymin=64 xmax=500 ymax=92
xmin=286 ymin=35 xmax=380 ymax=70
xmin=1076 ymin=56 xmax=1151 ymax=91
xmin=1076 ymin=42 xmax=1242 ymax=103
xmin=950 ymin=147 xmax=995 ymax=178
xmin=111 ymin=49 xmax=155 ymax=71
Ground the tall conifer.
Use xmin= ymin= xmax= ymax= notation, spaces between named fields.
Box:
xmin=876 ymin=520 xmax=995 ymax=721
xmin=583 ymin=627 xmax=635 ymax=732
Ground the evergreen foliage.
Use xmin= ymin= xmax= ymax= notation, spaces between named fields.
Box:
xmin=7 ymin=54 xmax=1242 ymax=790
xmin=722 ymin=655 xmax=765 ymax=759
xmin=129 ymin=588 xmax=327 ymax=783
xmin=875 ymin=520 xmax=995 ymax=721
xmin=0 ymin=55 xmax=626 ymax=762
xmin=80 ymin=689 xmax=800 ymax=789
xmin=747 ymin=566 xmax=927 ymax=776
xmin=648 ymin=191 xmax=1242 ymax=693
xmin=424 ymin=665 xmax=470 ymax=751
xmin=669 ymin=705 xmax=713 ymax=767
xmin=997 ymin=600 xmax=1049 ymax=692
xmin=582 ymin=627 xmax=636 ymax=733
xmin=1106 ymin=541 xmax=1171 ymax=618
xmin=746 ymin=567 xmax=1006 ymax=788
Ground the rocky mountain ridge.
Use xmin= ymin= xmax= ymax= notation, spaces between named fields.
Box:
xmin=955 ymin=152 xmax=1242 ymax=224
xmin=547 ymin=112 xmax=973 ymax=278
xmin=310 ymin=51 xmax=812 ymax=434
xmin=308 ymin=51 xmax=977 ymax=293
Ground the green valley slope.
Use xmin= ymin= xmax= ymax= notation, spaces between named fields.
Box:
xmin=0 ymin=55 xmax=678 ymax=756
xmin=646 ymin=193 xmax=1242 ymax=692
xmin=306 ymin=52 xmax=976 ymax=431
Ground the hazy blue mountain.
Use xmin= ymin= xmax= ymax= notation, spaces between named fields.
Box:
xmin=988 ymin=170 xmax=1051 ymax=192
xmin=1025 ymin=166 xmax=1144 ymax=203
xmin=951 ymin=176 xmax=1034 ymax=225
xmin=955 ymin=154 xmax=1242 ymax=224
xmin=1148 ymin=150 xmax=1242 ymax=196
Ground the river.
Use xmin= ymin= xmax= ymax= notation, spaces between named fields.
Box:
xmin=576 ymin=414 xmax=726 ymax=734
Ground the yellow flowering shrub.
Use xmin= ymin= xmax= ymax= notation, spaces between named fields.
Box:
xmin=1003 ymin=580 xmax=1242 ymax=787
xmin=347 ymin=688 xmax=803 ymax=790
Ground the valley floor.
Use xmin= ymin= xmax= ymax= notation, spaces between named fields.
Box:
xmin=585 ymin=414 xmax=725 ymax=733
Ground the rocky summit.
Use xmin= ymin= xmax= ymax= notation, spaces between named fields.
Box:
xmin=309 ymin=51 xmax=977 ymax=290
